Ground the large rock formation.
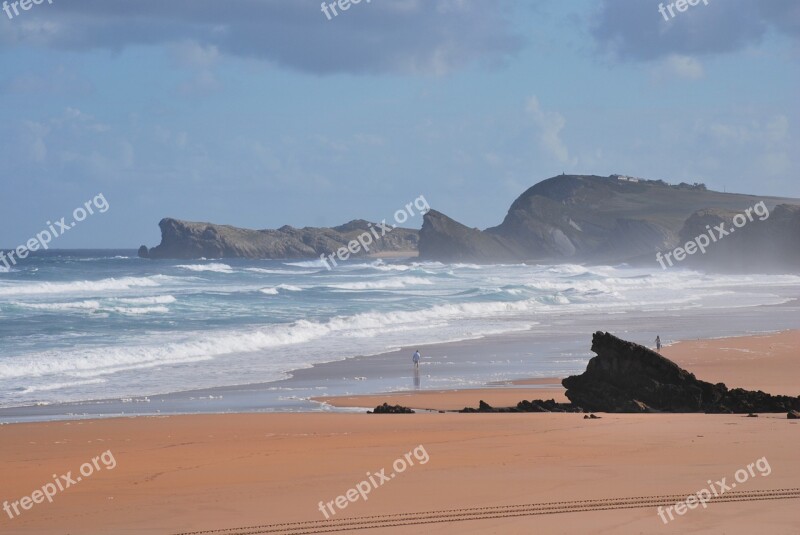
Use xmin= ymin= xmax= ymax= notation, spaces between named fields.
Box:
xmin=418 ymin=174 xmax=799 ymax=268
xmin=562 ymin=332 xmax=800 ymax=413
xmin=139 ymin=218 xmax=418 ymax=260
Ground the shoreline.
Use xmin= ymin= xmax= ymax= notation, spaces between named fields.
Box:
xmin=1 ymin=325 xmax=798 ymax=423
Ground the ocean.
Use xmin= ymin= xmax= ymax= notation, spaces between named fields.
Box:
xmin=1 ymin=250 xmax=799 ymax=415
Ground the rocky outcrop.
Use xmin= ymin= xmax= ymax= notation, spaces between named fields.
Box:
xmin=562 ymin=332 xmax=800 ymax=413
xmin=459 ymin=399 xmax=580 ymax=413
xmin=676 ymin=204 xmax=800 ymax=273
xmin=418 ymin=174 xmax=798 ymax=267
xmin=139 ymin=218 xmax=418 ymax=260
xmin=368 ymin=403 xmax=415 ymax=414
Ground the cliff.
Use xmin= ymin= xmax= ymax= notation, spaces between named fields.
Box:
xmin=419 ymin=174 xmax=799 ymax=268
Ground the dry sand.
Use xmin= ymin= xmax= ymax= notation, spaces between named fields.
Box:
xmin=662 ymin=330 xmax=800 ymax=397
xmin=0 ymin=331 xmax=798 ymax=534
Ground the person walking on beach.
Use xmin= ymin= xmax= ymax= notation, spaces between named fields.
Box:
xmin=656 ymin=335 xmax=662 ymax=352
xmin=412 ymin=350 xmax=421 ymax=368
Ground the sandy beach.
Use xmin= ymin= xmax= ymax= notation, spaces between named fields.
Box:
xmin=1 ymin=331 xmax=798 ymax=534
xmin=3 ymin=3 xmax=799 ymax=533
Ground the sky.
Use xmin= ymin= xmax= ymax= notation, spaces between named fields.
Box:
xmin=0 ymin=0 xmax=798 ymax=248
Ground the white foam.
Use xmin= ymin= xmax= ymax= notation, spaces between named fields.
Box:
xmin=278 ymin=284 xmax=302 ymax=291
xmin=329 ymin=277 xmax=434 ymax=290
xmin=21 ymin=378 xmax=106 ymax=394
xmin=284 ymin=259 xmax=327 ymax=268
xmin=245 ymin=268 xmax=310 ymax=275
xmin=0 ymin=276 xmax=169 ymax=297
xmin=113 ymin=295 xmax=177 ymax=305
xmin=10 ymin=295 xmax=175 ymax=314
xmin=0 ymin=297 xmax=544 ymax=382
xmin=259 ymin=284 xmax=303 ymax=295
xmin=176 ymin=263 xmax=234 ymax=273
xmin=107 ymin=305 xmax=170 ymax=315
xmin=12 ymin=300 xmax=102 ymax=312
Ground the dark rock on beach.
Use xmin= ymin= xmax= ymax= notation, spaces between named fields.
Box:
xmin=788 ymin=410 xmax=800 ymax=419
xmin=460 ymin=400 xmax=497 ymax=413
xmin=562 ymin=332 xmax=800 ymax=414
xmin=459 ymin=398 xmax=581 ymax=413
xmin=515 ymin=399 xmax=581 ymax=413
xmin=368 ymin=403 xmax=415 ymax=414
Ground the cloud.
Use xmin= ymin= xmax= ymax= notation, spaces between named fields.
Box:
xmin=168 ymin=41 xmax=222 ymax=95
xmin=526 ymin=96 xmax=575 ymax=165
xmin=0 ymin=0 xmax=523 ymax=76
xmin=592 ymin=0 xmax=800 ymax=62
xmin=651 ymin=54 xmax=705 ymax=81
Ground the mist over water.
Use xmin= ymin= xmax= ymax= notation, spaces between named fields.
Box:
xmin=1 ymin=251 xmax=798 ymax=408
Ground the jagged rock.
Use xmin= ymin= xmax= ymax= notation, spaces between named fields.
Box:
xmin=460 ymin=398 xmax=580 ymax=413
xmin=515 ymin=399 xmax=580 ymax=413
xmin=368 ymin=403 xmax=415 ymax=414
xmin=460 ymin=400 xmax=499 ymax=413
xmin=562 ymin=332 xmax=800 ymax=414
xmin=788 ymin=410 xmax=800 ymax=419
xmin=137 ymin=245 xmax=149 ymax=258
xmin=140 ymin=218 xmax=418 ymax=260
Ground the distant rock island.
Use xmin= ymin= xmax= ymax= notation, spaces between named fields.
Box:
xmin=139 ymin=174 xmax=800 ymax=271
xmin=138 ymin=218 xmax=418 ymax=260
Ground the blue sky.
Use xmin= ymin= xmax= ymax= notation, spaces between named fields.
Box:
xmin=1 ymin=0 xmax=798 ymax=248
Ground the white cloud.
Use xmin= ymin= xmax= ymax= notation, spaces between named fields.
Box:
xmin=170 ymin=41 xmax=222 ymax=96
xmin=169 ymin=41 xmax=221 ymax=69
xmin=651 ymin=54 xmax=705 ymax=81
xmin=526 ymin=96 xmax=576 ymax=166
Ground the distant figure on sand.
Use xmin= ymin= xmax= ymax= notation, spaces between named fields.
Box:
xmin=656 ymin=335 xmax=662 ymax=352
xmin=412 ymin=350 xmax=421 ymax=368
